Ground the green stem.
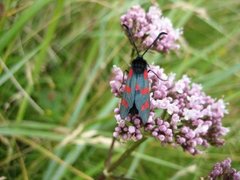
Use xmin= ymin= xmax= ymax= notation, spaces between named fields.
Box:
xmin=161 ymin=110 xmax=168 ymax=119
xmin=105 ymin=137 xmax=116 ymax=169
xmin=97 ymin=137 xmax=147 ymax=180
xmin=108 ymin=138 xmax=146 ymax=172
xmin=16 ymin=84 xmax=33 ymax=122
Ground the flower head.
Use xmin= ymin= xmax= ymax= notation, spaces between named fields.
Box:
xmin=120 ymin=5 xmax=182 ymax=53
xmin=110 ymin=65 xmax=228 ymax=155
xmin=207 ymin=158 xmax=240 ymax=180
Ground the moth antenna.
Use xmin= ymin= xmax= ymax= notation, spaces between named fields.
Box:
xmin=122 ymin=24 xmax=140 ymax=57
xmin=141 ymin=32 xmax=167 ymax=57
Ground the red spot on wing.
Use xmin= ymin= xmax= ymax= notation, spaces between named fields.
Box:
xmin=143 ymin=70 xmax=148 ymax=79
xmin=141 ymin=101 xmax=149 ymax=111
xmin=141 ymin=88 xmax=149 ymax=95
xmin=125 ymin=85 xmax=131 ymax=93
xmin=128 ymin=69 xmax=133 ymax=78
xmin=135 ymin=84 xmax=140 ymax=91
xmin=121 ymin=99 xmax=128 ymax=108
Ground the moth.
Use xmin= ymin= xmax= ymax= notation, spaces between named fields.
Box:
xmin=120 ymin=24 xmax=167 ymax=124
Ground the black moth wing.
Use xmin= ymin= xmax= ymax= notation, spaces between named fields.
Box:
xmin=134 ymin=69 xmax=150 ymax=124
xmin=120 ymin=68 xmax=136 ymax=119
xmin=120 ymin=69 xmax=150 ymax=124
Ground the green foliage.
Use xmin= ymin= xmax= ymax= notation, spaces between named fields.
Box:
xmin=0 ymin=0 xmax=239 ymax=179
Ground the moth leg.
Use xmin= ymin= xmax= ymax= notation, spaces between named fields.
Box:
xmin=148 ymin=69 xmax=168 ymax=81
xmin=119 ymin=70 xmax=129 ymax=92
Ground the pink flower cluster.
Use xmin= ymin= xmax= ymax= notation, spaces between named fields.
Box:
xmin=120 ymin=5 xmax=182 ymax=53
xmin=207 ymin=158 xmax=240 ymax=180
xmin=110 ymin=65 xmax=228 ymax=155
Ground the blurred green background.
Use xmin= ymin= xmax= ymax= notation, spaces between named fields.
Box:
xmin=0 ymin=0 xmax=240 ymax=179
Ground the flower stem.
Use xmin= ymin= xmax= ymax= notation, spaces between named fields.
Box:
xmin=105 ymin=137 xmax=116 ymax=169
xmin=108 ymin=137 xmax=146 ymax=172
xmin=97 ymin=138 xmax=146 ymax=180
